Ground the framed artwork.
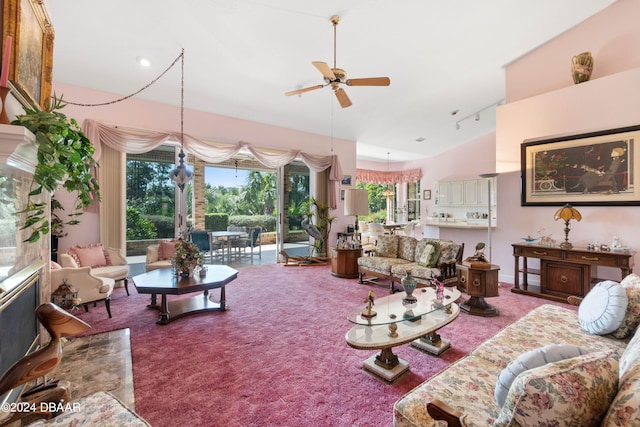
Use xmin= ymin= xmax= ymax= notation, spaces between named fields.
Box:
xmin=340 ymin=189 xmax=345 ymax=201
xmin=341 ymin=175 xmax=352 ymax=186
xmin=521 ymin=125 xmax=640 ymax=206
xmin=423 ymin=189 xmax=431 ymax=200
xmin=2 ymin=0 xmax=54 ymax=110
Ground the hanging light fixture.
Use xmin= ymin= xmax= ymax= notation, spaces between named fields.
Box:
xmin=382 ymin=152 xmax=395 ymax=198
xmin=169 ymin=49 xmax=193 ymax=192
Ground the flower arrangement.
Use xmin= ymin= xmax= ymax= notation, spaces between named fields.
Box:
xmin=171 ymin=238 xmax=203 ymax=276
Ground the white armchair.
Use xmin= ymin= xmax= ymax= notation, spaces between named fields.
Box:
xmin=59 ymin=245 xmax=130 ymax=296
xmin=145 ymin=243 xmax=173 ymax=271
xmin=50 ymin=267 xmax=115 ymax=318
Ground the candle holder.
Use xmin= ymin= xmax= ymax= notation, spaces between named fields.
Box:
xmin=0 ymin=86 xmax=11 ymax=125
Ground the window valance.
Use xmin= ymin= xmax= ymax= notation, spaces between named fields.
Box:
xmin=356 ymin=168 xmax=422 ymax=184
xmin=83 ymin=119 xmax=343 ymax=208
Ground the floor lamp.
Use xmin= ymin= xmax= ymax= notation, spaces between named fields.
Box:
xmin=479 ymin=173 xmax=498 ymax=262
xmin=344 ymin=189 xmax=369 ymax=245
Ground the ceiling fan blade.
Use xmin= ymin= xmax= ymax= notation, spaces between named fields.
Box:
xmin=312 ymin=61 xmax=336 ymax=80
xmin=284 ymin=85 xmax=324 ymax=96
xmin=345 ymin=77 xmax=391 ymax=86
xmin=334 ymin=88 xmax=352 ymax=108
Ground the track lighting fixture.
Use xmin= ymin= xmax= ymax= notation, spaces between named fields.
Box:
xmin=453 ymin=99 xmax=503 ymax=131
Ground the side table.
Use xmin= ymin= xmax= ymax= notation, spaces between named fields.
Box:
xmin=331 ymin=247 xmax=362 ymax=278
xmin=458 ymin=263 xmax=500 ymax=317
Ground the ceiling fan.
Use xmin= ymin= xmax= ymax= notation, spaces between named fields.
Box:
xmin=285 ymin=15 xmax=390 ymax=108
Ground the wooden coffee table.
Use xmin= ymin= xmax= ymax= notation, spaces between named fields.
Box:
xmin=345 ymin=287 xmax=460 ymax=382
xmin=132 ymin=265 xmax=238 ymax=325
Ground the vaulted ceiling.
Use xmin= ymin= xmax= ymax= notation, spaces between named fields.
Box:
xmin=47 ymin=0 xmax=616 ymax=161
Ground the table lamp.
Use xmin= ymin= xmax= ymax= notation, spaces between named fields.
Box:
xmin=554 ymin=203 xmax=582 ymax=249
xmin=344 ymin=189 xmax=369 ymax=244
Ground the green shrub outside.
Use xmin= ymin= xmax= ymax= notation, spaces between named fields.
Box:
xmin=205 ymin=213 xmax=229 ymax=231
xmin=126 ymin=207 xmax=157 ymax=240
xmin=229 ymin=214 xmax=276 ymax=232
xmin=145 ymin=215 xmax=175 ymax=238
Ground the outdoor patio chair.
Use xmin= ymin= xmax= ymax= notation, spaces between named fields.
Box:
xmin=230 ymin=226 xmax=262 ymax=261
xmin=191 ymin=229 xmax=222 ymax=263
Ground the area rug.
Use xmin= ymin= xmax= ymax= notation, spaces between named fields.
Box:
xmin=71 ymin=264 xmax=573 ymax=427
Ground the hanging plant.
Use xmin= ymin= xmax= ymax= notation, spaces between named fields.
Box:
xmin=12 ymin=95 xmax=100 ymax=242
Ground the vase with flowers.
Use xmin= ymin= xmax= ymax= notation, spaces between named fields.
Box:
xmin=171 ymin=238 xmax=203 ymax=277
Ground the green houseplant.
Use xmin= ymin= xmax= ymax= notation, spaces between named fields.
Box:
xmin=12 ymin=96 xmax=100 ymax=242
xmin=307 ymin=197 xmax=334 ymax=257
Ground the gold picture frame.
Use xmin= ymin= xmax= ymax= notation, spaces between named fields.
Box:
xmin=2 ymin=0 xmax=54 ymax=110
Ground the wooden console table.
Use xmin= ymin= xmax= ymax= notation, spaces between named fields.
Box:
xmin=512 ymin=243 xmax=635 ymax=302
xmin=331 ymin=247 xmax=362 ymax=278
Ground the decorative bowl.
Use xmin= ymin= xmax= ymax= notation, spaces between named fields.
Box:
xmin=521 ymin=237 xmax=537 ymax=244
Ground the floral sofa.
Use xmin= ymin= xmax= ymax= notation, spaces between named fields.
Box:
xmin=393 ymin=273 xmax=640 ymax=427
xmin=357 ymin=235 xmax=464 ymax=291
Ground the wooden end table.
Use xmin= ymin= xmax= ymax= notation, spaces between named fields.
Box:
xmin=458 ymin=263 xmax=500 ymax=317
xmin=331 ymin=247 xmax=362 ymax=278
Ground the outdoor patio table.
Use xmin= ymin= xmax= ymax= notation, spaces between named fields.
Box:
xmin=209 ymin=231 xmax=246 ymax=263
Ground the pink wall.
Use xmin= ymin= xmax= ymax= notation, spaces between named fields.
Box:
xmin=52 ymin=83 xmax=357 ymax=253
xmin=505 ymin=0 xmax=640 ymax=103
xmin=495 ymin=0 xmax=640 ymax=283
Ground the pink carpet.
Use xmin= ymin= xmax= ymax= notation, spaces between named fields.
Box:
xmin=72 ymin=264 xmax=573 ymax=427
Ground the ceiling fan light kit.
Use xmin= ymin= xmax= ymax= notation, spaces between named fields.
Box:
xmin=285 ymin=15 xmax=390 ymax=108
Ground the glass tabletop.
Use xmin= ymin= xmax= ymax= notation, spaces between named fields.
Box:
xmin=347 ymin=287 xmax=460 ymax=326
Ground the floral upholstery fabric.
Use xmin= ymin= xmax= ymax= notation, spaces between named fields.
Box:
xmin=612 ymin=273 xmax=640 ymax=339
xmin=493 ymin=351 xmax=619 ymax=427
xmin=398 ymin=236 xmax=418 ymax=262
xmin=26 ymin=391 xmax=150 ymax=426
xmin=376 ymin=235 xmax=399 ymax=258
xmin=601 ymin=364 xmax=640 ymax=426
xmin=393 ymin=304 xmax=632 ymax=427
xmin=358 ymin=256 xmax=410 ymax=276
xmin=391 ymin=264 xmax=440 ymax=282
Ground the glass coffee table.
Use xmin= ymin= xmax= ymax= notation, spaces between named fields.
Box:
xmin=345 ymin=286 xmax=461 ymax=382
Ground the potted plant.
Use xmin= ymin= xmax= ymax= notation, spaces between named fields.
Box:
xmin=307 ymin=197 xmax=334 ymax=257
xmin=12 ymin=96 xmax=100 ymax=242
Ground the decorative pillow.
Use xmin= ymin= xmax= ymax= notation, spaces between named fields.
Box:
xmin=69 ymin=244 xmax=108 ymax=268
xmin=579 ymin=280 xmax=628 ymax=335
xmin=612 ymin=274 xmax=640 ymax=339
xmin=397 ymin=236 xmax=418 ymax=261
xmin=158 ymin=240 xmax=178 ymax=261
xmin=494 ymin=344 xmax=589 ymax=407
xmin=375 ymin=235 xmax=398 ymax=258
xmin=435 ymin=240 xmax=460 ymax=266
xmin=50 ymin=261 xmax=62 ymax=270
xmin=418 ymin=242 xmax=441 ymax=268
xmin=494 ymin=350 xmax=619 ymax=427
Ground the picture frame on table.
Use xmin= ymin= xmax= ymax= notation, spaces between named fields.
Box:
xmin=2 ymin=0 xmax=54 ymax=111
xmin=341 ymin=175 xmax=352 ymax=186
xmin=521 ymin=125 xmax=640 ymax=206
xmin=423 ymin=189 xmax=431 ymax=200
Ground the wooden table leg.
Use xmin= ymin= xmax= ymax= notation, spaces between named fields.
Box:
xmin=157 ymin=294 xmax=170 ymax=325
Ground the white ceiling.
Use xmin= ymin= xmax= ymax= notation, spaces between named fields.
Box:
xmin=46 ymin=0 xmax=616 ymax=162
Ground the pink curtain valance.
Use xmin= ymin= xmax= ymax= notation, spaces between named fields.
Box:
xmin=356 ymin=168 xmax=422 ymax=184
xmin=83 ymin=119 xmax=342 ymax=208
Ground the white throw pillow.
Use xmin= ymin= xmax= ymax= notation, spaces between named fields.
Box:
xmin=579 ymin=280 xmax=628 ymax=335
xmin=494 ymin=344 xmax=589 ymax=407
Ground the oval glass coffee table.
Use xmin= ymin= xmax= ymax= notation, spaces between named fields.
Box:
xmin=345 ymin=287 xmax=461 ymax=382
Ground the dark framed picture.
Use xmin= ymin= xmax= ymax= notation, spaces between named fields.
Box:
xmin=423 ymin=189 xmax=431 ymax=200
xmin=341 ymin=175 xmax=352 ymax=186
xmin=340 ymin=189 xmax=345 ymax=201
xmin=2 ymin=0 xmax=54 ymax=110
xmin=521 ymin=125 xmax=640 ymax=206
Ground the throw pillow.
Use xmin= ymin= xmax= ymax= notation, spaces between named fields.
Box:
xmin=375 ymin=235 xmax=399 ymax=258
xmin=74 ymin=244 xmax=108 ymax=268
xmin=159 ymin=240 xmax=178 ymax=261
xmin=494 ymin=344 xmax=589 ymax=407
xmin=612 ymin=273 xmax=640 ymax=339
xmin=418 ymin=242 xmax=441 ymax=268
xmin=50 ymin=261 xmax=62 ymax=270
xmin=579 ymin=280 xmax=628 ymax=335
xmin=494 ymin=350 xmax=619 ymax=427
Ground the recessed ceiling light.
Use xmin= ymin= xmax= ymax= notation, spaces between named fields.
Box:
xmin=136 ymin=56 xmax=151 ymax=67
xmin=415 ymin=137 xmax=426 ymax=142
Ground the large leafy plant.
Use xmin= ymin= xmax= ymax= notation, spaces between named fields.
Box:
xmin=306 ymin=197 xmax=334 ymax=257
xmin=12 ymin=97 xmax=100 ymax=242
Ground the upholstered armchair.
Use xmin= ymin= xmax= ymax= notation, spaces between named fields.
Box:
xmin=50 ymin=266 xmax=115 ymax=318
xmin=145 ymin=242 xmax=173 ymax=271
xmin=59 ymin=244 xmax=130 ymax=296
